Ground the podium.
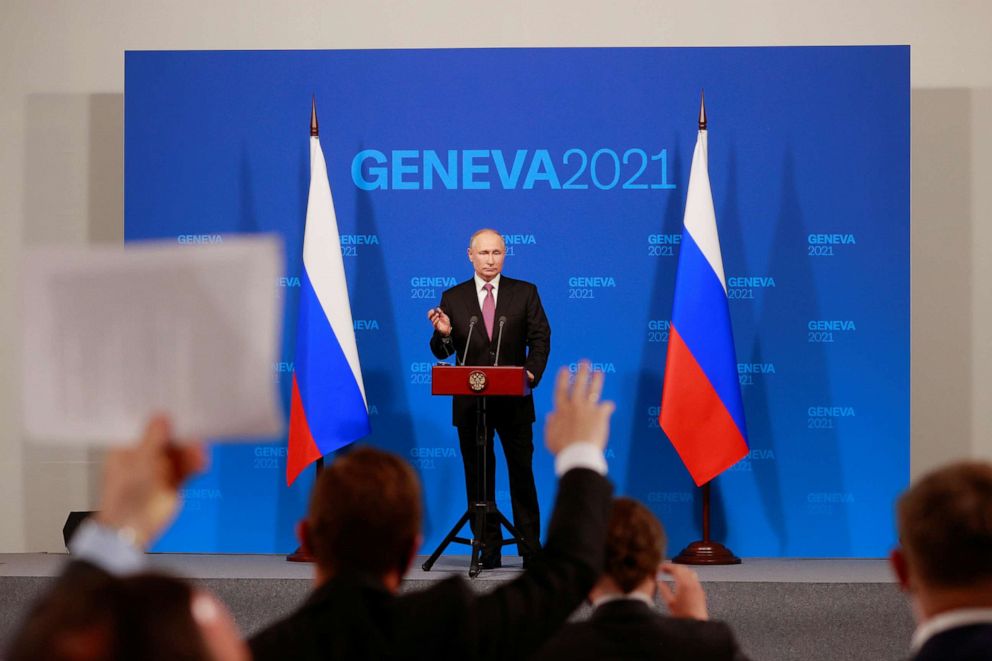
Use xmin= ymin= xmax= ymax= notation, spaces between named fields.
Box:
xmin=430 ymin=364 xmax=531 ymax=399
xmin=422 ymin=365 xmax=535 ymax=577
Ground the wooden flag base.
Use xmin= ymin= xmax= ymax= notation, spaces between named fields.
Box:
xmin=286 ymin=547 xmax=314 ymax=563
xmin=672 ymin=540 xmax=741 ymax=565
xmin=671 ymin=481 xmax=742 ymax=566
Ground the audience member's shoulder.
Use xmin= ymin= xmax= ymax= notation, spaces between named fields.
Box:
xmin=661 ymin=617 xmax=738 ymax=659
xmin=386 ymin=576 xmax=480 ymax=658
xmin=529 ymin=620 xmax=599 ymax=659
xmin=249 ymin=577 xmax=362 ymax=659
xmin=916 ymin=623 xmax=992 ymax=661
xmin=394 ymin=575 xmax=472 ymax=619
xmin=250 ymin=576 xmax=402 ymax=661
xmin=535 ymin=615 xmax=743 ymax=661
xmin=248 ymin=609 xmax=311 ymax=661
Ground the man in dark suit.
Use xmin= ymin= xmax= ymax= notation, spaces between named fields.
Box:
xmin=427 ymin=228 xmax=551 ymax=568
xmin=535 ymin=497 xmax=749 ymax=661
xmin=890 ymin=461 xmax=992 ymax=661
xmin=250 ymin=362 xmax=614 ymax=661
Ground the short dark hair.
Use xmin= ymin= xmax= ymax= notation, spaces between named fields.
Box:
xmin=308 ymin=446 xmax=422 ymax=578
xmin=897 ymin=461 xmax=992 ymax=587
xmin=603 ymin=497 xmax=667 ymax=593
xmin=6 ymin=570 xmax=211 ymax=661
xmin=117 ymin=574 xmax=213 ymax=661
xmin=6 ymin=564 xmax=119 ymax=661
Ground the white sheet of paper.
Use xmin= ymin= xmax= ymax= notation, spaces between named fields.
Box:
xmin=21 ymin=236 xmax=285 ymax=445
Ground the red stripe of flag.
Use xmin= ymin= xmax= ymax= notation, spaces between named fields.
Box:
xmin=286 ymin=374 xmax=323 ymax=486
xmin=661 ymin=326 xmax=749 ymax=486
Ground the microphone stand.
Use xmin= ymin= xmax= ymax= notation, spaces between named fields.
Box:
xmin=460 ymin=316 xmax=478 ymax=366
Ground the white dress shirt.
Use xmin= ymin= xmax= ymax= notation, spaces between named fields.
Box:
xmin=70 ymin=519 xmax=146 ymax=575
xmin=555 ymin=442 xmax=608 ymax=477
xmin=474 ymin=273 xmax=501 ymax=309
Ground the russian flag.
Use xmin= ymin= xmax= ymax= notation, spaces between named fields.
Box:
xmin=286 ymin=113 xmax=370 ymax=486
xmin=660 ymin=116 xmax=748 ymax=486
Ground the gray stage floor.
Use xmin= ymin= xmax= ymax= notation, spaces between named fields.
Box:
xmin=0 ymin=552 xmax=898 ymax=582
xmin=1 ymin=554 xmax=913 ymax=661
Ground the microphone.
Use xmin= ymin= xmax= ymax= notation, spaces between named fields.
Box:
xmin=460 ymin=316 xmax=478 ymax=366
xmin=493 ymin=316 xmax=507 ymax=366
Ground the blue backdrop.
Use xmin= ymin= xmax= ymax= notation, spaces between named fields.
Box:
xmin=124 ymin=46 xmax=910 ymax=557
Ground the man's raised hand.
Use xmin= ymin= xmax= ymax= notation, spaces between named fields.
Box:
xmin=544 ymin=360 xmax=615 ymax=456
xmin=95 ymin=415 xmax=206 ymax=548
xmin=657 ymin=562 xmax=710 ymax=621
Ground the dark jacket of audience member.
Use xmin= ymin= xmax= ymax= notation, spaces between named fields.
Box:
xmin=249 ymin=446 xmax=613 ymax=661
xmin=7 ymin=567 xmax=220 ymax=661
xmin=891 ymin=461 xmax=992 ymax=661
xmin=534 ymin=497 xmax=748 ymax=661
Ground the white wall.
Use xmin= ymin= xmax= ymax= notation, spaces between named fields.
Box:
xmin=2 ymin=0 xmax=989 ymax=552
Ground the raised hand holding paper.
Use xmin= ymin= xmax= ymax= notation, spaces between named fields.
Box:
xmin=21 ymin=236 xmax=285 ymax=445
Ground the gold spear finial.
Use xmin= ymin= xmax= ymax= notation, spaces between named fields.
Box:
xmin=698 ymin=90 xmax=707 ymax=131
xmin=310 ymin=95 xmax=319 ymax=137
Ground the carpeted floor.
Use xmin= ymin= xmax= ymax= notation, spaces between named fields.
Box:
xmin=0 ymin=554 xmax=914 ymax=660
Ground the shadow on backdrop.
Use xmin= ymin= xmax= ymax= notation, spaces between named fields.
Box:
xmin=21 ymin=93 xmax=122 ymax=550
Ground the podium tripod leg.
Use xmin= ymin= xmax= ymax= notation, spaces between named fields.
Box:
xmin=469 ymin=500 xmax=494 ymax=578
xmin=422 ymin=510 xmax=472 ymax=572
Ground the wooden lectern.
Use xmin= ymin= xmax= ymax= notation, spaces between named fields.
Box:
xmin=422 ymin=364 xmax=534 ymax=577
xmin=430 ymin=364 xmax=531 ymax=399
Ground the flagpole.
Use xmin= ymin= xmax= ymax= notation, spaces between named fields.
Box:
xmin=309 ymin=96 xmax=325 ymax=484
xmin=673 ymin=482 xmax=740 ymax=565
xmin=669 ymin=91 xmax=741 ymax=566
xmin=287 ymin=96 xmax=327 ymax=563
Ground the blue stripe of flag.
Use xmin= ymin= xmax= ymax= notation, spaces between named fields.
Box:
xmin=294 ymin=266 xmax=370 ymax=454
xmin=670 ymin=231 xmax=748 ymax=441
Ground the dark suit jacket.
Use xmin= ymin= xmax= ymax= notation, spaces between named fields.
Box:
xmin=249 ymin=467 xmax=612 ymax=661
xmin=430 ymin=276 xmax=550 ymax=426
xmin=913 ymin=623 xmax=992 ymax=661
xmin=533 ymin=599 xmax=749 ymax=661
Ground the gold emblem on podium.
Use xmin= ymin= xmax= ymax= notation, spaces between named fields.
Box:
xmin=468 ymin=370 xmax=488 ymax=392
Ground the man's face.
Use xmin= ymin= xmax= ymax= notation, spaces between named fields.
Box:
xmin=467 ymin=231 xmax=506 ymax=282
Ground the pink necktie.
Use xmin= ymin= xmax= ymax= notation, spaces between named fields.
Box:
xmin=482 ymin=283 xmax=495 ymax=340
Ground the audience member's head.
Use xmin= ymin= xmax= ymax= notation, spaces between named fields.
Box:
xmin=301 ymin=446 xmax=423 ymax=587
xmin=589 ymin=496 xmax=708 ymax=621
xmin=6 ymin=571 xmax=247 ymax=661
xmin=6 ymin=564 xmax=119 ymax=661
xmin=118 ymin=574 xmax=247 ymax=661
xmin=891 ymin=460 xmax=992 ymax=619
xmin=601 ymin=497 xmax=667 ymax=593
